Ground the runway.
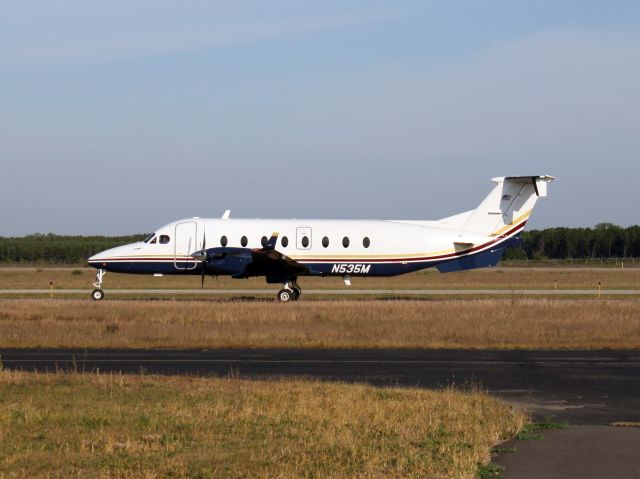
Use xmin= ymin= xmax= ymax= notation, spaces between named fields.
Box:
xmin=1 ymin=288 xmax=639 ymax=296
xmin=2 ymin=348 xmax=638 ymax=425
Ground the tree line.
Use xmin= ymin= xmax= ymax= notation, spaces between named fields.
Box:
xmin=0 ymin=233 xmax=146 ymax=264
xmin=0 ymin=224 xmax=638 ymax=264
xmin=503 ymin=223 xmax=640 ymax=260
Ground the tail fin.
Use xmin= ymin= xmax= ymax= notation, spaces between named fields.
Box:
xmin=462 ymin=175 xmax=555 ymax=236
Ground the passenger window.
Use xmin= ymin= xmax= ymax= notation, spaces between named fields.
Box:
xmin=342 ymin=236 xmax=350 ymax=248
xmin=261 ymin=236 xmax=268 ymax=247
xmin=301 ymin=236 xmax=309 ymax=248
xmin=241 ymin=236 xmax=248 ymax=247
xmin=281 ymin=236 xmax=289 ymax=247
xmin=159 ymin=235 xmax=170 ymax=244
xmin=220 ymin=235 xmax=228 ymax=247
xmin=322 ymin=236 xmax=329 ymax=248
xmin=363 ymin=237 xmax=370 ymax=248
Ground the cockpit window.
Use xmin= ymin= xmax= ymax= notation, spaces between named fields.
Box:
xmin=159 ymin=235 xmax=170 ymax=244
xmin=143 ymin=233 xmax=156 ymax=243
xmin=149 ymin=237 xmax=157 ymax=244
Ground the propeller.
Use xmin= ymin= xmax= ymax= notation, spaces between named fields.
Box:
xmin=200 ymin=229 xmax=207 ymax=288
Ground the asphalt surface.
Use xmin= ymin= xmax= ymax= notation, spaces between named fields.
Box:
xmin=496 ymin=425 xmax=640 ymax=478
xmin=1 ymin=288 xmax=639 ymax=296
xmin=2 ymin=348 xmax=638 ymax=425
xmin=3 ymin=348 xmax=639 ymax=478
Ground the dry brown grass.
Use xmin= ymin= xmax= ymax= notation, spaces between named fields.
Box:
xmin=1 ymin=267 xmax=639 ymax=291
xmin=1 ymin=299 xmax=639 ymax=349
xmin=0 ymin=370 xmax=525 ymax=478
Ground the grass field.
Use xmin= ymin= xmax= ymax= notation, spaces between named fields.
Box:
xmin=0 ymin=371 xmax=525 ymax=478
xmin=1 ymin=267 xmax=639 ymax=292
xmin=1 ymin=299 xmax=638 ymax=349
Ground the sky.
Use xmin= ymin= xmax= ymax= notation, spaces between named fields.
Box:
xmin=1 ymin=0 xmax=639 ymax=235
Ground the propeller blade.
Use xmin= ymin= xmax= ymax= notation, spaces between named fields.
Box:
xmin=200 ymin=230 xmax=207 ymax=289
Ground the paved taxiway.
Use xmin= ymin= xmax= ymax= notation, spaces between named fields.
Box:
xmin=3 ymin=348 xmax=639 ymax=478
xmin=497 ymin=425 xmax=640 ymax=479
xmin=2 ymin=348 xmax=638 ymax=425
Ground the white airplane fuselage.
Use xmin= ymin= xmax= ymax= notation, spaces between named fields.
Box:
xmin=88 ymin=217 xmax=524 ymax=277
xmin=88 ymin=175 xmax=554 ymax=300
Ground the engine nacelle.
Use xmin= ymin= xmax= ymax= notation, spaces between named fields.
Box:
xmin=203 ymin=247 xmax=254 ymax=277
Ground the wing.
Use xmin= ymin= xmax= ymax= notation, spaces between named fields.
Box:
xmin=246 ymin=248 xmax=309 ymax=278
xmin=194 ymin=233 xmax=318 ymax=279
xmin=246 ymin=233 xmax=313 ymax=279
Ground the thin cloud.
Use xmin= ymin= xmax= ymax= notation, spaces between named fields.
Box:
xmin=1 ymin=3 xmax=396 ymax=68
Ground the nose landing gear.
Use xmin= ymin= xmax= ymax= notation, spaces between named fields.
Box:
xmin=91 ymin=269 xmax=106 ymax=301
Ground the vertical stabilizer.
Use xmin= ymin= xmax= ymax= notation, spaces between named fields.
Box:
xmin=462 ymin=175 xmax=555 ymax=235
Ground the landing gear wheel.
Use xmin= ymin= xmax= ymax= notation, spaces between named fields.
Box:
xmin=277 ymin=288 xmax=293 ymax=303
xmin=91 ymin=288 xmax=105 ymax=301
xmin=91 ymin=269 xmax=106 ymax=301
xmin=291 ymin=287 xmax=301 ymax=300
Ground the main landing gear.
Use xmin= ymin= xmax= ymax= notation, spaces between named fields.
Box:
xmin=277 ymin=280 xmax=301 ymax=303
xmin=91 ymin=269 xmax=106 ymax=301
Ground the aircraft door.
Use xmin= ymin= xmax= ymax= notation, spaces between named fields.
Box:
xmin=174 ymin=221 xmax=198 ymax=270
xmin=296 ymin=227 xmax=312 ymax=250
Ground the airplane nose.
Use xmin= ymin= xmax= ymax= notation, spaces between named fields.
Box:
xmin=87 ymin=252 xmax=104 ymax=269
xmin=87 ymin=245 xmax=127 ymax=268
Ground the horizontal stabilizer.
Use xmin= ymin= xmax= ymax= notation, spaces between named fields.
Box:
xmin=494 ymin=175 xmax=556 ymax=197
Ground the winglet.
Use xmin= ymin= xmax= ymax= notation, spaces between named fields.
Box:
xmin=263 ymin=232 xmax=279 ymax=250
xmin=222 ymin=210 xmax=231 ymax=220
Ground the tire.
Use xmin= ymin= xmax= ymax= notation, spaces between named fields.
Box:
xmin=277 ymin=288 xmax=293 ymax=302
xmin=91 ymin=289 xmax=105 ymax=301
xmin=291 ymin=287 xmax=301 ymax=300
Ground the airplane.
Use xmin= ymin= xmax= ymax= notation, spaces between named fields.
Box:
xmin=88 ymin=175 xmax=554 ymax=302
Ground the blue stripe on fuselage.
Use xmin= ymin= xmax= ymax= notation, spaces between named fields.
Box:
xmin=87 ymin=234 xmax=522 ymax=277
xmin=88 ymin=261 xmax=200 ymax=275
